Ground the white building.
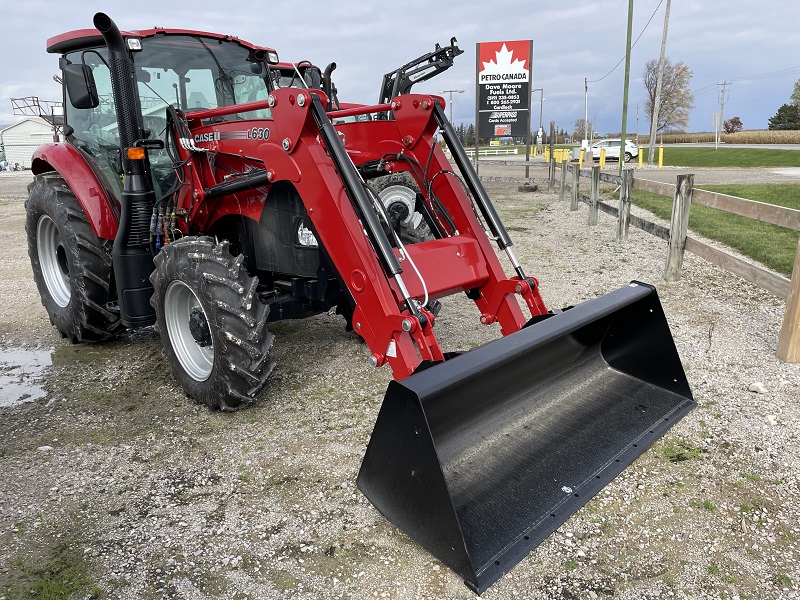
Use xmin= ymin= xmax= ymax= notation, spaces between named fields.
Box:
xmin=0 ymin=117 xmax=58 ymax=170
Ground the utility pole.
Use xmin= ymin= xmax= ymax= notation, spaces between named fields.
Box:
xmin=584 ymin=78 xmax=589 ymax=145
xmin=648 ymin=0 xmax=670 ymax=165
xmin=619 ymin=0 xmax=634 ymax=175
xmin=438 ymin=89 xmax=464 ymax=124
xmin=716 ymin=81 xmax=731 ymax=146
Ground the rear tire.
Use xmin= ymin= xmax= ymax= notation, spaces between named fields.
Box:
xmin=624 ymin=152 xmax=633 ymax=163
xmin=150 ymin=237 xmax=275 ymax=410
xmin=25 ymin=173 xmax=122 ymax=342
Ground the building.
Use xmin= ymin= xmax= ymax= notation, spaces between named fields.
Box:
xmin=0 ymin=117 xmax=59 ymax=170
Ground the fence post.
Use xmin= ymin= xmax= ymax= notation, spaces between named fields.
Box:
xmin=548 ymin=158 xmax=556 ymax=191
xmin=777 ymin=237 xmax=800 ymax=362
xmin=559 ymin=159 xmax=567 ymax=201
xmin=588 ymin=165 xmax=600 ymax=225
xmin=616 ymin=169 xmax=633 ymax=242
xmin=664 ymin=174 xmax=694 ymax=282
xmin=571 ymin=165 xmax=579 ymax=211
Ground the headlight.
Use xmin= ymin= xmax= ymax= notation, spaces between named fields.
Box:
xmin=296 ymin=220 xmax=318 ymax=247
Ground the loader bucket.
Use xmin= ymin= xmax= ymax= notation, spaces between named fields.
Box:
xmin=357 ymin=282 xmax=695 ymax=594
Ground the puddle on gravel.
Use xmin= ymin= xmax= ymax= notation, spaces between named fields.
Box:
xmin=0 ymin=347 xmax=53 ymax=407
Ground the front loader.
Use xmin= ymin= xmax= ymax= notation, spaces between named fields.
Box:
xmin=27 ymin=13 xmax=695 ymax=593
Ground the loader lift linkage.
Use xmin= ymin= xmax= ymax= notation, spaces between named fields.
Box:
xmin=27 ymin=13 xmax=696 ymax=593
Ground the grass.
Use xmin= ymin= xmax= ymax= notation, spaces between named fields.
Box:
xmin=2 ymin=541 xmax=101 ymax=600
xmin=640 ymin=147 xmax=800 ymax=168
xmin=629 ymin=185 xmax=800 ymax=276
xmin=660 ymin=437 xmax=703 ymax=463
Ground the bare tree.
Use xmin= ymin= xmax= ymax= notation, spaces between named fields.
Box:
xmin=643 ymin=58 xmax=695 ymax=132
xmin=572 ymin=118 xmax=593 ymax=142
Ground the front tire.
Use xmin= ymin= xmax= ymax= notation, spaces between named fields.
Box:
xmin=25 ymin=173 xmax=122 ymax=342
xmin=151 ymin=237 xmax=274 ymax=410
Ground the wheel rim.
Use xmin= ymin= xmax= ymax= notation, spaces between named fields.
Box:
xmin=37 ymin=215 xmax=71 ymax=308
xmin=164 ymin=280 xmax=214 ymax=381
xmin=379 ymin=185 xmax=416 ymax=225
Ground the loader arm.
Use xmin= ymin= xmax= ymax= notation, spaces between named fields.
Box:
xmin=274 ymin=90 xmax=548 ymax=377
xmin=378 ymin=37 xmax=464 ymax=104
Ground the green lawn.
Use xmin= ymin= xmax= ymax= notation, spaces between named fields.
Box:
xmin=629 ymin=184 xmax=800 ymax=276
xmin=640 ymin=147 xmax=800 ymax=168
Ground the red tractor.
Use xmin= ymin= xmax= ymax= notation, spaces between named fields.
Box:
xmin=28 ymin=13 xmax=694 ymax=593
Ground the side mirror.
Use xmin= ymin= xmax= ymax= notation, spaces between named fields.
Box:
xmin=64 ymin=63 xmax=99 ymax=109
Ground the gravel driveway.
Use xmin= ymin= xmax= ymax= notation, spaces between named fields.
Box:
xmin=1 ymin=168 xmax=799 ymax=599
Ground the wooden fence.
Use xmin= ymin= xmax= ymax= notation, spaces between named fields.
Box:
xmin=548 ymin=159 xmax=800 ymax=362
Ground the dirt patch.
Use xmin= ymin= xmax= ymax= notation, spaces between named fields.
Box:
xmin=1 ymin=169 xmax=799 ymax=599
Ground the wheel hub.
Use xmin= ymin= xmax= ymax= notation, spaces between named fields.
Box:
xmin=189 ymin=307 xmax=212 ymax=347
xmin=378 ymin=185 xmax=416 ymax=225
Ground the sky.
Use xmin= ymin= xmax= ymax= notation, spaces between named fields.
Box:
xmin=2 ymin=0 xmax=800 ymax=137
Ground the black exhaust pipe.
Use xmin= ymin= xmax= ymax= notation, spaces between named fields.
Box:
xmin=94 ymin=12 xmax=156 ymax=328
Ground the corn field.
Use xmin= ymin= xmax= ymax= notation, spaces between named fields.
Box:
xmin=638 ymin=130 xmax=800 ymax=145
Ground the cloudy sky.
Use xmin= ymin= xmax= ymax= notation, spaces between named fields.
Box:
xmin=2 ymin=0 xmax=799 ymax=136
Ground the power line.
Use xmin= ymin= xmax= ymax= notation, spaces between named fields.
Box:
xmin=693 ymin=65 xmax=800 ymax=94
xmin=729 ymin=65 xmax=800 ymax=82
xmin=588 ymin=0 xmax=664 ymax=83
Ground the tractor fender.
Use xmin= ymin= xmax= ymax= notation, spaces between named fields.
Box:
xmin=31 ymin=143 xmax=120 ymax=240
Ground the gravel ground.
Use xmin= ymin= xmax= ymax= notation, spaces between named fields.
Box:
xmin=1 ymin=166 xmax=799 ymax=600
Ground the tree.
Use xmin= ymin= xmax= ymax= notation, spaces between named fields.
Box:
xmin=723 ymin=116 xmax=743 ymax=134
xmin=768 ymin=104 xmax=800 ymax=130
xmin=643 ymin=58 xmax=695 ymax=131
xmin=572 ymin=118 xmax=594 ymax=141
xmin=791 ymin=79 xmax=800 ymax=107
xmin=455 ymin=123 xmax=467 ymax=145
xmin=465 ymin=124 xmax=476 ymax=147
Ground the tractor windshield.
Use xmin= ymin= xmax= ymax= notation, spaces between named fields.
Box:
xmin=133 ymin=34 xmax=271 ymax=117
xmin=64 ymin=34 xmax=271 ymax=201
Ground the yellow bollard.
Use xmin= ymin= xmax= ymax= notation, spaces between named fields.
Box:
xmin=638 ymin=147 xmax=643 ymax=168
xmin=533 ymin=146 xmax=537 ymax=158
xmin=579 ymin=149 xmax=584 ymax=170
xmin=599 ymin=148 xmax=606 ymax=168
xmin=658 ymin=146 xmax=664 ymax=168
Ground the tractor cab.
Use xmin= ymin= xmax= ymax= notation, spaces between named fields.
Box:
xmin=49 ymin=27 xmax=279 ymax=201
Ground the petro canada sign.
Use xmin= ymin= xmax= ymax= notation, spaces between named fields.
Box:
xmin=476 ymin=40 xmax=533 ymax=138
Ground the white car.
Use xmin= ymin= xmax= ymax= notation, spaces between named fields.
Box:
xmin=590 ymin=139 xmax=638 ymax=162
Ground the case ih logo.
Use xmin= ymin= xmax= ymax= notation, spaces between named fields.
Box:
xmin=193 ymin=129 xmax=271 ymax=144
xmin=194 ymin=131 xmax=221 ymax=143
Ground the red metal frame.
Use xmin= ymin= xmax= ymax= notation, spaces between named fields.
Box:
xmin=171 ymin=90 xmax=548 ymax=378
xmin=44 ymin=25 xmax=549 ymax=380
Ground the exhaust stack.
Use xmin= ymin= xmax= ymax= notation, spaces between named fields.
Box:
xmin=94 ymin=12 xmax=156 ymax=328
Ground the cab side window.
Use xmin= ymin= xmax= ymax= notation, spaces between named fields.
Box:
xmin=63 ymin=49 xmax=122 ymax=200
